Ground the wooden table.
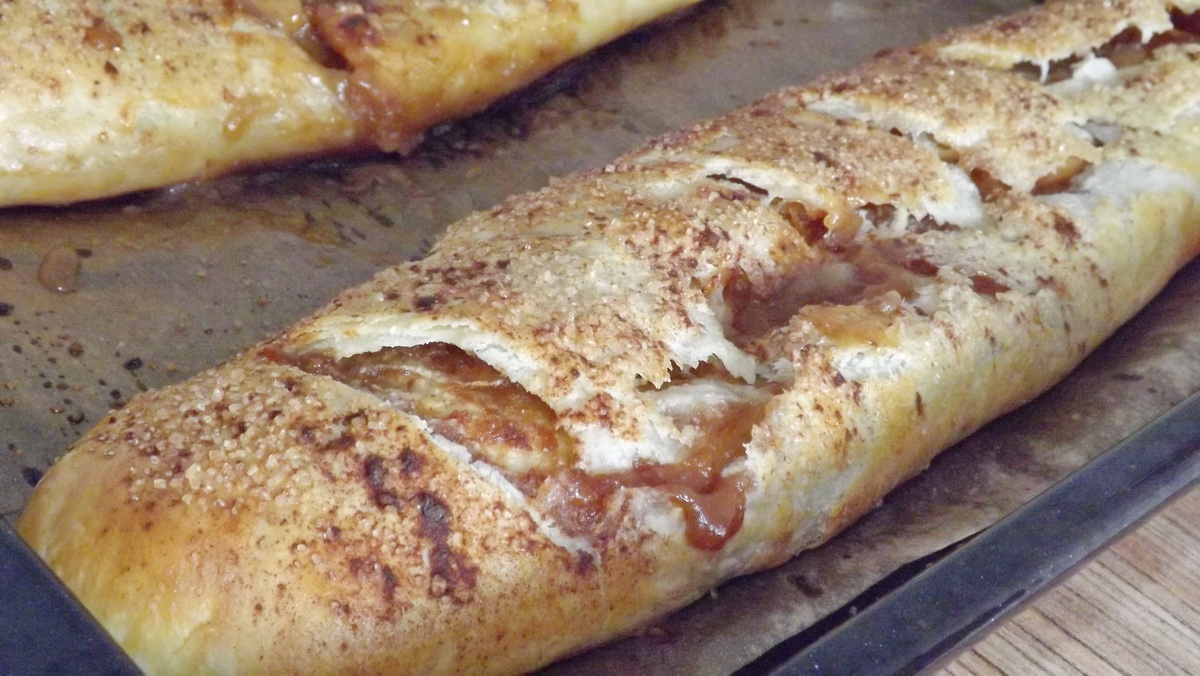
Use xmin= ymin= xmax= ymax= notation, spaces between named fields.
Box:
xmin=939 ymin=485 xmax=1200 ymax=675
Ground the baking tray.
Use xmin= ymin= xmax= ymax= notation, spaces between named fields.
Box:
xmin=3 ymin=0 xmax=1200 ymax=672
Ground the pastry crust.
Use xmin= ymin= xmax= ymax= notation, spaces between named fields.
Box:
xmin=307 ymin=0 xmax=698 ymax=152
xmin=17 ymin=0 xmax=1200 ymax=672
xmin=0 ymin=0 xmax=696 ymax=206
xmin=0 ymin=0 xmax=360 ymax=206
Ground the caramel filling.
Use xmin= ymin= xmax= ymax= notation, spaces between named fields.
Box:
xmin=1032 ymin=156 xmax=1089 ymax=196
xmin=279 ymin=343 xmax=575 ymax=478
xmin=269 ymin=344 xmax=764 ymax=551
xmin=536 ymin=388 xmax=766 ymax=551
xmin=773 ymin=197 xmax=862 ymax=250
xmin=941 ymin=137 xmax=1086 ymax=201
xmin=1017 ymin=10 xmax=1200 ymax=84
xmin=724 ymin=240 xmax=936 ymax=347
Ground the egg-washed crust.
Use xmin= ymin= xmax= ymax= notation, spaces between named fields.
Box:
xmin=0 ymin=0 xmax=698 ymax=207
xmin=305 ymin=0 xmax=698 ymax=152
xmin=18 ymin=0 xmax=1200 ymax=673
xmin=0 ymin=0 xmax=359 ymax=206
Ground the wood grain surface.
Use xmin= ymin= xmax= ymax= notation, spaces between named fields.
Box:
xmin=940 ymin=485 xmax=1200 ymax=675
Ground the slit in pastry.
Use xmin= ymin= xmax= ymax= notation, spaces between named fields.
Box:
xmin=1012 ymin=10 xmax=1200 ymax=84
xmin=269 ymin=343 xmax=777 ymax=551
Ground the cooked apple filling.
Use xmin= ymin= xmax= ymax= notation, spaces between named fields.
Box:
xmin=271 ymin=344 xmax=773 ymax=551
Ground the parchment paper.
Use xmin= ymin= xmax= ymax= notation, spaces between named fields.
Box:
xmin=2 ymin=0 xmax=1197 ymax=672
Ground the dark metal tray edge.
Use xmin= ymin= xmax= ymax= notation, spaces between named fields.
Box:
xmin=750 ymin=390 xmax=1200 ymax=675
xmin=0 ymin=519 xmax=140 ymax=675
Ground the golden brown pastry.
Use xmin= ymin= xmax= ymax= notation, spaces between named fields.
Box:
xmin=305 ymin=0 xmax=699 ymax=152
xmin=17 ymin=0 xmax=1200 ymax=672
xmin=0 ymin=0 xmax=696 ymax=206
xmin=0 ymin=1 xmax=357 ymax=207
